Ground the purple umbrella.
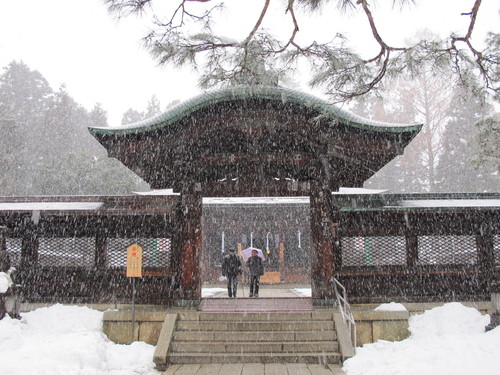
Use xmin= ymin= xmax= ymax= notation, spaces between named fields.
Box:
xmin=241 ymin=247 xmax=265 ymax=261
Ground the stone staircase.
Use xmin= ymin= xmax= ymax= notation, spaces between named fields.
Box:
xmin=165 ymin=311 xmax=342 ymax=365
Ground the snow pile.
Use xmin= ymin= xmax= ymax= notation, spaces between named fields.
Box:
xmin=344 ymin=302 xmax=499 ymax=375
xmin=291 ymin=288 xmax=312 ymax=297
xmin=373 ymin=302 xmax=407 ymax=312
xmin=0 ymin=304 xmax=160 ymax=375
xmin=0 ymin=271 xmax=11 ymax=293
xmin=201 ymin=287 xmax=226 ymax=298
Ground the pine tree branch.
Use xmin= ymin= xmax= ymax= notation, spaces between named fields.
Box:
xmin=243 ymin=0 xmax=271 ymax=46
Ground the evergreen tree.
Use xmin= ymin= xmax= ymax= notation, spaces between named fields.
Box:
xmin=121 ymin=108 xmax=144 ymax=125
xmin=144 ymin=95 xmax=161 ymax=119
xmin=0 ymin=61 xmax=149 ymax=195
xmin=472 ymin=115 xmax=500 ymax=175
xmin=356 ymin=69 xmax=498 ymax=193
xmin=0 ymin=61 xmax=54 ymax=194
xmin=89 ymin=103 xmax=109 ymax=128
xmin=435 ymin=90 xmax=498 ymax=192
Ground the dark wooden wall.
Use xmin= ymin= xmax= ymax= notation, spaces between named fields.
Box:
xmin=1 ymin=196 xmax=499 ymax=304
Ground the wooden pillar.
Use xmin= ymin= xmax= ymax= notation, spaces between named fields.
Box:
xmin=406 ymin=235 xmax=418 ymax=267
xmin=477 ymin=231 xmax=495 ymax=285
xmin=310 ymin=183 xmax=337 ymax=304
xmin=481 ymin=226 xmax=500 ymax=330
xmin=0 ymin=226 xmax=6 ymax=252
xmin=95 ymin=230 xmax=108 ymax=271
xmin=175 ymin=186 xmax=203 ymax=303
xmin=0 ymin=226 xmax=10 ymax=272
xmin=20 ymin=223 xmax=38 ymax=270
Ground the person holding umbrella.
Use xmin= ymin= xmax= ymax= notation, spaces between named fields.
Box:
xmin=246 ymin=249 xmax=264 ymax=297
xmin=221 ymin=249 xmax=242 ymax=298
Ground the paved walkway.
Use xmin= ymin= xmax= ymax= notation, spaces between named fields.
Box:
xmin=203 ymin=284 xmax=310 ymax=299
xmin=198 ymin=297 xmax=313 ymax=312
xmin=164 ymin=363 xmax=346 ymax=375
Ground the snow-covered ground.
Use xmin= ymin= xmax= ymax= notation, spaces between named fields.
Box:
xmin=0 ymin=301 xmax=498 ymax=375
xmin=291 ymin=288 xmax=312 ymax=297
xmin=0 ymin=304 xmax=160 ymax=375
xmin=344 ymin=302 xmax=500 ymax=375
xmin=201 ymin=287 xmax=226 ymax=298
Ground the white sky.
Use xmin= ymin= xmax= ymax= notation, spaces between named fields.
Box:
xmin=0 ymin=0 xmax=498 ymax=125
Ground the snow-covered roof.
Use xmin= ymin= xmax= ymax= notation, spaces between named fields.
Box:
xmin=135 ymin=187 xmax=386 ymax=202
xmin=203 ymin=197 xmax=310 ymax=205
xmin=333 ymin=187 xmax=388 ymax=195
xmin=90 ymin=85 xmax=423 ymax=135
xmin=133 ymin=189 xmax=180 ymax=196
xmin=399 ymin=199 xmax=500 ymax=208
xmin=0 ymin=202 xmax=103 ymax=211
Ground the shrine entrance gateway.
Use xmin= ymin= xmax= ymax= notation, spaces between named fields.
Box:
xmin=89 ymin=85 xmax=421 ymax=305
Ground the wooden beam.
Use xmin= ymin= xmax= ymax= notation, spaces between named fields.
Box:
xmin=178 ymin=180 xmax=312 ymax=197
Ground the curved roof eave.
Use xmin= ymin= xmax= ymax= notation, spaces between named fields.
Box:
xmin=89 ymin=85 xmax=423 ymax=136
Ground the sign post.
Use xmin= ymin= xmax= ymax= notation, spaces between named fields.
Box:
xmin=126 ymin=244 xmax=142 ymax=342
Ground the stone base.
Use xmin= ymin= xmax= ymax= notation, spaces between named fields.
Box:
xmin=486 ymin=313 xmax=500 ymax=331
xmin=312 ymin=298 xmax=338 ymax=307
xmin=174 ymin=299 xmax=201 ymax=307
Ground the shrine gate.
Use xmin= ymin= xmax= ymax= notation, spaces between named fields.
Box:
xmin=89 ymin=85 xmax=421 ymax=305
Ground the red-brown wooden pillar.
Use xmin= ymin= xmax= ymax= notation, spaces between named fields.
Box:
xmin=175 ymin=186 xmax=203 ymax=304
xmin=310 ymin=183 xmax=337 ymax=305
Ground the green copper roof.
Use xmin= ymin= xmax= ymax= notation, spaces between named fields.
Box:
xmin=89 ymin=85 xmax=423 ymax=136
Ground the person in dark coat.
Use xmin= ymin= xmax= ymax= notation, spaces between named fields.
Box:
xmin=246 ymin=249 xmax=264 ymax=297
xmin=221 ymin=250 xmax=242 ymax=298
xmin=0 ymin=250 xmax=11 ymax=273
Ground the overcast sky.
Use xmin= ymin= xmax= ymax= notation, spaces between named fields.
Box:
xmin=0 ymin=0 xmax=498 ymax=125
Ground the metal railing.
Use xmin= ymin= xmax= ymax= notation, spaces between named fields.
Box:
xmin=333 ymin=276 xmax=357 ymax=352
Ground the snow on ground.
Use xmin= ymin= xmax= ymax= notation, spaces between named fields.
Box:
xmin=0 ymin=304 xmax=160 ymax=375
xmin=0 ymin=271 xmax=11 ymax=293
xmin=1 ymin=301 xmax=499 ymax=375
xmin=291 ymin=288 xmax=312 ymax=297
xmin=344 ymin=302 xmax=500 ymax=375
xmin=201 ymin=287 xmax=226 ymax=298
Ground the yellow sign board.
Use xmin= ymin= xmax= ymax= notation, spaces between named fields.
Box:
xmin=126 ymin=244 xmax=143 ymax=277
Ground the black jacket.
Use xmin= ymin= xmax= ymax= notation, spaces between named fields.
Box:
xmin=247 ymin=255 xmax=264 ymax=277
xmin=0 ymin=251 xmax=11 ymax=273
xmin=222 ymin=254 xmax=242 ymax=277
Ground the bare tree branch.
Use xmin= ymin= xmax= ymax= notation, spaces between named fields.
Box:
xmin=243 ymin=0 xmax=271 ymax=46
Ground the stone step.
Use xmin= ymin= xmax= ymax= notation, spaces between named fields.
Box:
xmin=171 ymin=340 xmax=339 ymax=353
xmin=162 ymin=311 xmax=342 ymax=366
xmin=179 ymin=311 xmax=334 ymax=321
xmin=176 ymin=320 xmax=335 ymax=332
xmin=173 ymin=330 xmax=337 ymax=342
xmin=168 ymin=352 xmax=342 ymax=364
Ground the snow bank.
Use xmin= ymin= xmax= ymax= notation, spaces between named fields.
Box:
xmin=201 ymin=288 xmax=226 ymax=298
xmin=0 ymin=271 xmax=10 ymax=293
xmin=373 ymin=302 xmax=407 ymax=312
xmin=409 ymin=302 xmax=489 ymax=338
xmin=291 ymin=288 xmax=312 ymax=297
xmin=0 ymin=304 xmax=160 ymax=375
xmin=344 ymin=302 xmax=499 ymax=375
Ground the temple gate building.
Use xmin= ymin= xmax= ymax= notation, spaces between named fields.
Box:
xmin=0 ymin=85 xmax=498 ymax=305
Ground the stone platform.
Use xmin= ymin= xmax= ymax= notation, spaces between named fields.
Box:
xmin=164 ymin=363 xmax=346 ymax=374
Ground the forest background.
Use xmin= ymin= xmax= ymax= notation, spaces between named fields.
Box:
xmin=0 ymin=59 xmax=497 ymax=196
xmin=0 ymin=0 xmax=498 ymax=195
